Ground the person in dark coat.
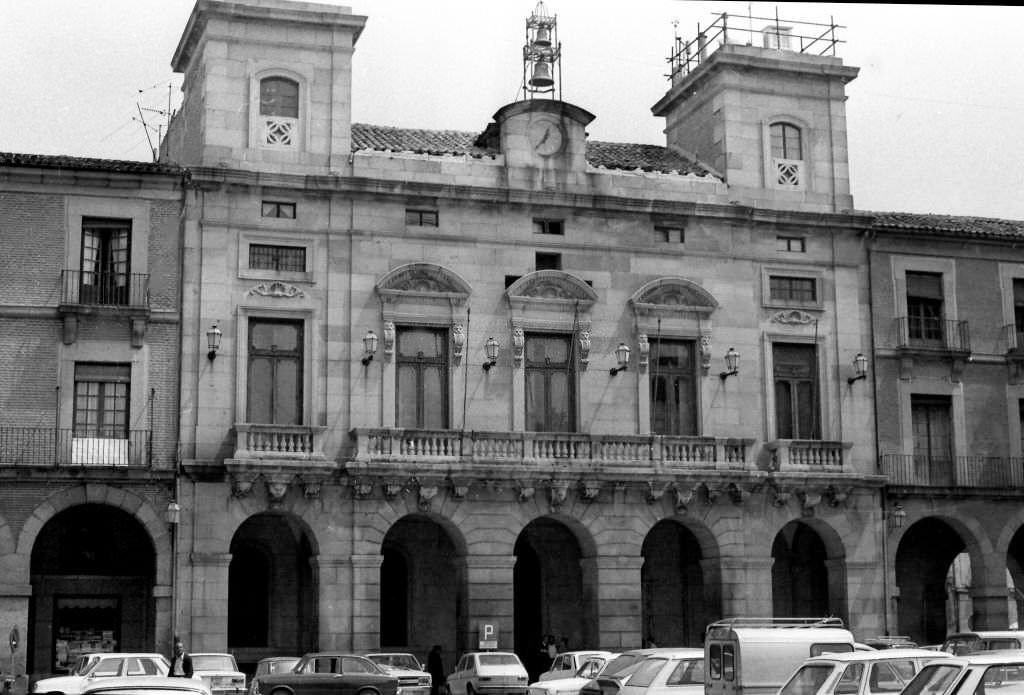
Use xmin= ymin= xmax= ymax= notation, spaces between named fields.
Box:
xmin=427 ymin=645 xmax=445 ymax=695
xmin=169 ymin=638 xmax=194 ymax=678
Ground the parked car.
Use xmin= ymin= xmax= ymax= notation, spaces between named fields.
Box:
xmin=776 ymin=648 xmax=951 ymax=695
xmin=861 ymin=637 xmax=917 ymax=650
xmin=899 ymin=651 xmax=1024 ymax=695
xmin=81 ymin=676 xmax=212 ymax=695
xmin=538 ymin=654 xmax=614 ymax=683
xmin=364 ymin=653 xmax=432 ymax=695
xmin=33 ymin=653 xmax=171 ymax=695
xmin=529 ymin=656 xmax=613 ymax=695
xmin=616 ymin=649 xmax=703 ymax=695
xmin=446 ymin=652 xmax=529 ymax=695
xmin=940 ymin=631 xmax=1024 ymax=655
xmin=248 ymin=660 xmax=300 ymax=695
xmin=578 ymin=649 xmax=665 ymax=695
xmin=249 ymin=653 xmax=398 ymax=695
xmin=190 ymin=653 xmax=246 ymax=695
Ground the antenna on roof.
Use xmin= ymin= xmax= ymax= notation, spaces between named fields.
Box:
xmin=134 ymin=81 xmax=176 ymax=162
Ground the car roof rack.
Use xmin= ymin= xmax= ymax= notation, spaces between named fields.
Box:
xmin=707 ymin=617 xmax=846 ymax=629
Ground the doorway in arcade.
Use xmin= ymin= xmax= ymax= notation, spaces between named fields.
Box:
xmin=29 ymin=503 xmax=156 ymax=676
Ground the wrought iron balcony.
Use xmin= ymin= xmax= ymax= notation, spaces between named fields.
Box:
xmin=894 ymin=317 xmax=970 ymax=354
xmin=0 ymin=427 xmax=152 ymax=467
xmin=349 ymin=428 xmax=752 ymax=472
xmin=766 ymin=439 xmax=850 ymax=471
xmin=59 ymin=270 xmax=150 ymax=310
xmin=882 ymin=454 xmax=1024 ymax=488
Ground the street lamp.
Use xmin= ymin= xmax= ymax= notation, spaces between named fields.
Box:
xmin=719 ymin=347 xmax=740 ymax=380
xmin=206 ymin=324 xmax=222 ymax=361
xmin=362 ymin=330 xmax=379 ymax=366
xmin=848 ymin=352 xmax=869 ymax=384
xmin=483 ymin=337 xmax=500 ymax=371
xmin=609 ymin=342 xmax=631 ymax=376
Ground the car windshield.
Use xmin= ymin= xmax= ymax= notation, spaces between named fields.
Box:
xmin=74 ymin=657 xmax=101 ymax=676
xmin=901 ymin=664 xmax=962 ymax=695
xmin=479 ymin=655 xmax=521 ymax=667
xmin=779 ymin=664 xmax=836 ymax=695
xmin=369 ymin=655 xmax=422 ymax=670
xmin=192 ymin=656 xmax=237 ymax=671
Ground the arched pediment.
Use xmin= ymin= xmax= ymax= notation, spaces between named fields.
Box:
xmin=629 ymin=277 xmax=718 ymax=316
xmin=505 ymin=270 xmax=598 ymax=310
xmin=375 ymin=263 xmax=472 ymax=301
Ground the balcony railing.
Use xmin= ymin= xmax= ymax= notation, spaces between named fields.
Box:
xmin=0 ymin=427 xmax=152 ymax=467
xmin=60 ymin=270 xmax=149 ymax=310
xmin=351 ymin=428 xmax=752 ymax=471
xmin=234 ymin=423 xmax=327 ymax=460
xmin=1003 ymin=323 xmax=1024 ymax=354
xmin=895 ymin=317 xmax=970 ymax=353
xmin=766 ymin=439 xmax=849 ymax=470
xmin=882 ymin=454 xmax=1024 ymax=488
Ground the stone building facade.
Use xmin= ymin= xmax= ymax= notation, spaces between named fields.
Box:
xmin=4 ymin=0 xmax=1024 ymax=684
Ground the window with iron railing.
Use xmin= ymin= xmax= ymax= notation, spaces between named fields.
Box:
xmin=912 ymin=394 xmax=953 ymax=486
xmin=249 ymin=244 xmax=306 ymax=272
xmin=81 ymin=217 xmax=131 ymax=306
xmin=906 ymin=271 xmax=944 ymax=345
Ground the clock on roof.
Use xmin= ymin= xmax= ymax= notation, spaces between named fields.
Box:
xmin=528 ymin=118 xmax=565 ymax=156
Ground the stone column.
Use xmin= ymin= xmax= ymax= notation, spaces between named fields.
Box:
xmin=188 ymin=552 xmax=231 ymax=651
xmin=720 ymin=556 xmax=773 ymax=617
xmin=595 ymin=554 xmax=643 ymax=650
xmin=843 ymin=560 xmax=884 ymax=638
xmin=970 ymin=556 xmax=1014 ymax=630
xmin=0 ymin=582 xmax=31 ymax=680
xmin=316 ymin=556 xmax=355 ymax=652
xmin=464 ymin=555 xmax=516 ymax=652
xmin=350 ymin=555 xmax=383 ymax=652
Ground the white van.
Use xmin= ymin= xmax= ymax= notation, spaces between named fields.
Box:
xmin=704 ymin=618 xmax=856 ymax=695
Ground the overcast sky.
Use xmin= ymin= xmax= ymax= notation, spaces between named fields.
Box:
xmin=2 ymin=2 xmax=1023 ymax=219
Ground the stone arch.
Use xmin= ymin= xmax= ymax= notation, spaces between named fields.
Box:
xmin=16 ymin=485 xmax=172 ymax=583
xmin=771 ymin=517 xmax=848 ymax=620
xmin=376 ymin=262 xmax=473 ymax=299
xmin=630 ymin=277 xmax=719 ymax=315
xmin=506 ymin=270 xmax=599 ymax=307
xmin=201 ymin=497 xmax=324 ymax=557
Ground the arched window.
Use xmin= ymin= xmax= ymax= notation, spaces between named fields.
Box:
xmin=770 ymin=122 xmax=802 ymax=160
xmin=260 ymin=77 xmax=299 ymax=118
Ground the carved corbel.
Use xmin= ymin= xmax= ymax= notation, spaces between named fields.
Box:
xmin=827 ymin=486 xmax=853 ymax=507
xmin=517 ymin=482 xmax=536 ymax=503
xmin=418 ymin=484 xmax=439 ymax=509
xmin=383 ymin=322 xmax=396 ymax=360
xmin=512 ymin=325 xmax=525 ymax=367
xmin=352 ymin=477 xmax=374 ymax=499
xmin=637 ymin=334 xmax=650 ymax=373
xmin=728 ymin=482 xmax=752 ymax=505
xmin=264 ymin=473 xmax=294 ymax=503
xmin=230 ymin=472 xmax=258 ymax=498
xmin=449 ymin=478 xmax=471 ymax=499
xmin=578 ymin=480 xmax=601 ymax=502
xmin=646 ymin=480 xmax=671 ymax=503
xmin=451 ymin=324 xmax=465 ymax=365
xmin=703 ymin=482 xmax=723 ymax=504
xmin=548 ymin=481 xmax=569 ymax=511
xmin=578 ymin=331 xmax=591 ymax=371
xmin=798 ymin=489 xmax=823 ymax=514
xmin=771 ymin=485 xmax=793 ymax=507
xmin=300 ymin=476 xmax=325 ymax=500
xmin=383 ymin=480 xmax=406 ymax=500
xmin=674 ymin=484 xmax=695 ymax=513
xmin=700 ymin=334 xmax=712 ymax=374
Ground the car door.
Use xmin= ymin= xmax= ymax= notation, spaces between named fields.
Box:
xmin=338 ymin=656 xmax=380 ymax=695
xmin=301 ymin=656 xmax=341 ymax=695
xmin=448 ymin=656 xmax=469 ymax=695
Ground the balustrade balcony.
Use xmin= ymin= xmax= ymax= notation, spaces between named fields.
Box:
xmin=766 ymin=439 xmax=850 ymax=471
xmin=882 ymin=454 xmax=1024 ymax=489
xmin=0 ymin=427 xmax=152 ymax=467
xmin=234 ymin=423 xmax=327 ymax=460
xmin=350 ymin=428 xmax=752 ymax=473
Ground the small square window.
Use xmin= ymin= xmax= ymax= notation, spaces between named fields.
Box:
xmin=777 ymin=236 xmax=805 ymax=252
xmin=655 ymin=226 xmax=685 ymax=243
xmin=536 ymin=252 xmax=561 ymax=271
xmin=406 ymin=209 xmax=439 ymax=226
xmin=262 ymin=201 xmax=296 ymax=219
xmin=534 ymin=219 xmax=564 ymax=235
xmin=769 ymin=275 xmax=817 ymax=303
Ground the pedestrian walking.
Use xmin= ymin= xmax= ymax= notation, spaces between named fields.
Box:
xmin=169 ymin=638 xmax=193 ymax=678
xmin=428 ymin=644 xmax=445 ymax=695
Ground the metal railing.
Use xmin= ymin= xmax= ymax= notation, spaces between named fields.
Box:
xmin=0 ymin=427 xmax=152 ymax=467
xmin=60 ymin=270 xmax=150 ymax=309
xmin=667 ymin=12 xmax=844 ymax=81
xmin=894 ymin=317 xmax=970 ymax=353
xmin=1003 ymin=323 xmax=1024 ymax=353
xmin=351 ymin=428 xmax=752 ymax=470
xmin=882 ymin=454 xmax=1024 ymax=488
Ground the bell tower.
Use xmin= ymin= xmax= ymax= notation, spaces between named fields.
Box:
xmin=522 ymin=2 xmax=561 ymax=100
xmin=651 ymin=13 xmax=859 ymax=213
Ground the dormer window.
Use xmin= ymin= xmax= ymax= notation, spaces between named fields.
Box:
xmin=259 ymin=77 xmax=299 ymax=148
xmin=769 ymin=122 xmax=803 ymax=188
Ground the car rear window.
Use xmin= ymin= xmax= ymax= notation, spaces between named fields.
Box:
xmin=778 ymin=663 xmax=835 ymax=695
xmin=192 ymin=656 xmax=237 ymax=671
xmin=667 ymin=659 xmax=703 ymax=686
xmin=900 ymin=664 xmax=961 ymax=695
xmin=603 ymin=655 xmax=640 ymax=676
xmin=811 ymin=643 xmax=854 ymax=657
xmin=627 ymin=659 xmax=667 ymax=688
xmin=479 ymin=655 xmax=521 ymax=667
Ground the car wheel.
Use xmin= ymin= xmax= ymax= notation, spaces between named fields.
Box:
xmin=356 ymin=689 xmax=380 ymax=695
xmin=467 ymin=685 xmax=476 ymax=695
xmin=270 ymin=688 xmax=292 ymax=695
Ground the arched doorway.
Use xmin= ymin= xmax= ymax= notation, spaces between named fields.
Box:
xmin=380 ymin=514 xmax=463 ymax=660
xmin=514 ymin=517 xmax=595 ymax=682
xmin=895 ymin=518 xmax=966 ymax=644
xmin=228 ymin=513 xmax=316 ymax=671
xmin=642 ymin=520 xmax=707 ymax=647
xmin=772 ymin=521 xmax=833 ymax=618
xmin=30 ymin=504 xmax=155 ymax=676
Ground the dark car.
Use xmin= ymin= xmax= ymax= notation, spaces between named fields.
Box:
xmin=249 ymin=653 xmax=398 ymax=695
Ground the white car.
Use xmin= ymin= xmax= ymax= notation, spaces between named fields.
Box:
xmin=189 ymin=654 xmax=245 ymax=695
xmin=365 ymin=653 xmax=432 ymax=695
xmin=538 ymin=653 xmax=614 ymax=683
xmin=529 ymin=656 xmax=613 ymax=695
xmin=33 ymin=653 xmax=170 ymax=695
xmin=616 ymin=649 xmax=703 ymax=695
xmin=81 ymin=676 xmax=212 ymax=695
xmin=446 ymin=652 xmax=529 ymax=695
xmin=900 ymin=651 xmax=1024 ymax=695
xmin=777 ymin=648 xmax=952 ymax=695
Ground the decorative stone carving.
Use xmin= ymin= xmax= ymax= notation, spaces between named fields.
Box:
xmin=579 ymin=480 xmax=601 ymax=502
xmin=548 ymin=481 xmax=569 ymax=511
xmin=700 ymin=333 xmax=712 ymax=373
xmin=383 ymin=322 xmax=396 ymax=358
xmin=517 ymin=482 xmax=536 ymax=502
xmin=771 ymin=309 xmax=816 ymax=325
xmin=512 ymin=325 xmax=525 ymax=366
xmin=301 ymin=478 xmax=323 ymax=500
xmin=352 ymin=478 xmax=374 ymax=499
xmin=674 ymin=484 xmax=695 ymax=513
xmin=451 ymin=324 xmax=465 ymax=364
xmin=578 ymin=330 xmax=591 ymax=370
xmin=798 ymin=490 xmax=823 ymax=513
xmin=728 ymin=483 xmax=751 ymax=505
xmin=450 ymin=478 xmax=471 ymax=499
xmin=647 ymin=480 xmax=671 ymax=503
xmin=230 ymin=473 xmax=257 ymax=498
xmin=827 ymin=486 xmax=852 ymax=507
xmin=771 ymin=486 xmax=792 ymax=507
xmin=703 ymin=482 xmax=722 ymax=504
xmin=249 ymin=281 xmax=305 ymax=298
xmin=377 ymin=263 xmax=471 ymax=296
xmin=384 ymin=481 xmax=405 ymax=499
xmin=629 ymin=278 xmax=719 ymax=317
xmin=637 ymin=334 xmax=650 ymax=372
xmin=418 ymin=484 xmax=439 ymax=509
xmin=264 ymin=475 xmax=292 ymax=503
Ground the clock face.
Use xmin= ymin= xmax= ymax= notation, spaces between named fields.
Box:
xmin=528 ymin=119 xmax=565 ymax=156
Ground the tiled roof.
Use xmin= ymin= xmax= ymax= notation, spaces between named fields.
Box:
xmin=0 ymin=152 xmax=183 ymax=175
xmin=351 ymin=123 xmax=714 ymax=177
xmin=871 ymin=211 xmax=1024 ymax=240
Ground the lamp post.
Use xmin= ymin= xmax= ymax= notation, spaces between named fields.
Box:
xmin=166 ymin=501 xmax=180 ymax=646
